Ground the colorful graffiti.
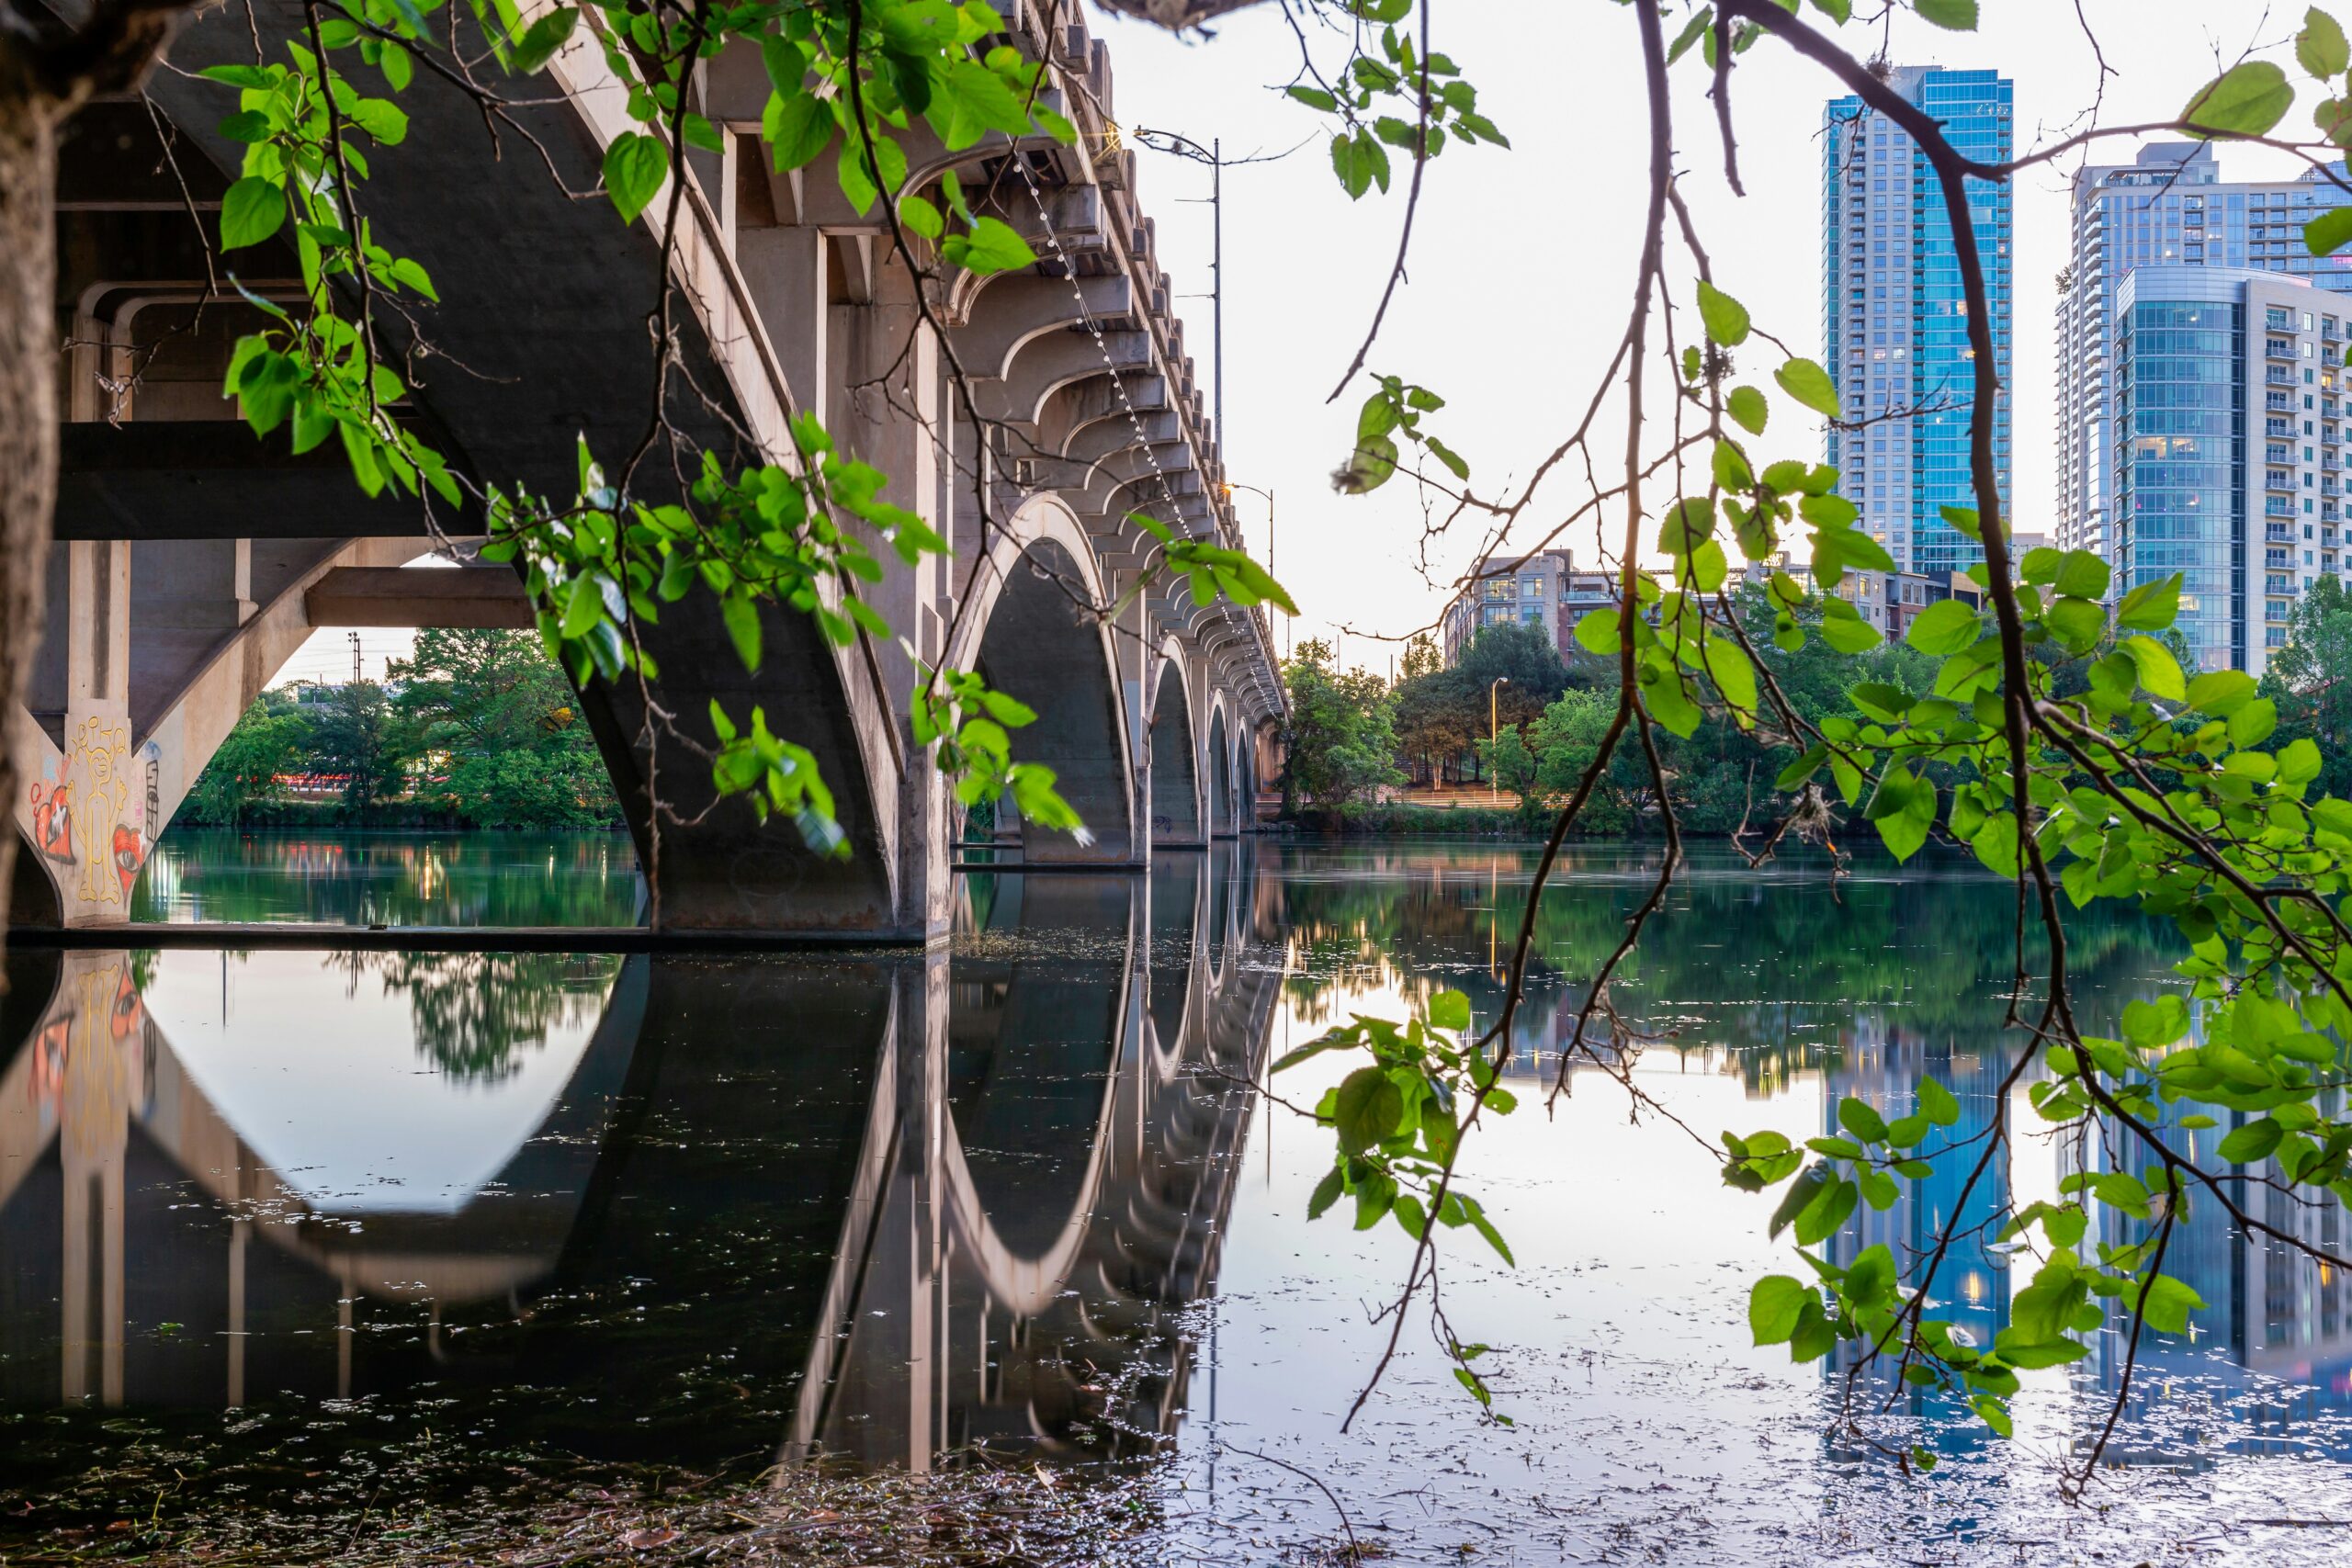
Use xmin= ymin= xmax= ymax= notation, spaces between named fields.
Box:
xmin=26 ymin=718 xmax=149 ymax=910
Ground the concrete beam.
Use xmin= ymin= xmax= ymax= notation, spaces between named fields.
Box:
xmin=55 ymin=422 xmax=469 ymax=540
xmin=303 ymin=567 xmax=533 ymax=628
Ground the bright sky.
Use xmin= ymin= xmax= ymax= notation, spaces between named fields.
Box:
xmin=1098 ymin=0 xmax=2320 ymax=675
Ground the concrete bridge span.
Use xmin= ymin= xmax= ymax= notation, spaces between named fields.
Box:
xmin=14 ymin=0 xmax=1284 ymax=939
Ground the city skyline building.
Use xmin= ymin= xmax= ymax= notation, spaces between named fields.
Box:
xmin=1822 ymin=66 xmax=2013 ymax=581
xmin=2056 ymin=142 xmax=2352 ymax=564
xmin=2113 ymin=267 xmax=2346 ymax=675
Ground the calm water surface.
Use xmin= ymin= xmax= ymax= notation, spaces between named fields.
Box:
xmin=8 ymin=839 xmax=2352 ymax=1563
xmin=130 ymin=829 xmax=644 ymax=926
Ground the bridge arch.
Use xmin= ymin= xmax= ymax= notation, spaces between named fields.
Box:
xmin=943 ymin=493 xmax=1136 ymax=861
xmin=1204 ymin=697 xmax=1234 ymax=839
xmin=1146 ymin=640 xmax=1202 ymax=847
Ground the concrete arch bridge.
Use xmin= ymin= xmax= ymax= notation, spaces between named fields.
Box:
xmin=15 ymin=0 xmax=1285 ymax=940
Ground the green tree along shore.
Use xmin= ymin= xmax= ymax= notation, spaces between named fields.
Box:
xmin=180 ymin=630 xmax=623 ymax=830
xmin=1280 ymin=579 xmax=2352 ymax=840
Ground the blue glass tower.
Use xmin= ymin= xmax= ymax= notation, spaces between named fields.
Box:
xmin=1823 ymin=68 xmax=2013 ymax=581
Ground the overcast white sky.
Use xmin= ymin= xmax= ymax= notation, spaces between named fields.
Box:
xmin=1095 ymin=0 xmax=2321 ymax=675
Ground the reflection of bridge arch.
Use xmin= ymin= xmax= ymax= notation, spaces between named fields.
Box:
xmin=0 ymin=947 xmax=640 ymax=1406
xmin=935 ymin=875 xmax=1139 ymax=1314
xmin=796 ymin=857 xmax=1282 ymax=1467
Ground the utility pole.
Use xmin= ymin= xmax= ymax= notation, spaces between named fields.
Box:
xmin=348 ymin=631 xmax=363 ymax=685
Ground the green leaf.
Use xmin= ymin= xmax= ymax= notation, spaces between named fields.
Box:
xmin=1330 ymin=129 xmax=1390 ymax=200
xmin=1704 ymin=637 xmax=1756 ymax=712
xmin=1918 ymin=1076 xmax=1960 ymax=1127
xmin=603 ymin=130 xmax=668 ymax=225
xmin=508 ymin=4 xmax=578 ymax=73
xmin=219 ymin=177 xmax=287 ymax=251
xmin=2309 ymin=206 xmax=2352 ymax=258
xmin=2301 ymin=6 xmax=2350 ymax=78
xmin=1817 ymin=600 xmax=1882 ymax=653
xmin=1286 ymin=85 xmax=1339 ymax=111
xmin=1915 ymin=0 xmax=1978 ymax=28
xmin=1970 ymin=810 xmax=2018 ymax=878
xmin=2115 ymin=572 xmax=2182 ymax=630
xmin=2182 ymin=62 xmax=2295 ymax=138
xmin=2053 ymin=549 xmax=2109 ymax=600
xmin=2217 ymin=1117 xmax=2284 ymax=1164
xmin=943 ymin=215 xmax=1037 ymax=275
xmin=1696 ymin=280 xmax=1750 ymax=347
xmin=721 ymin=593 xmax=763 ymax=672
xmin=1838 ymin=1097 xmax=1889 ymax=1145
xmin=765 ymin=90 xmax=835 ymax=172
xmin=1748 ymin=1275 xmax=1811 ymax=1347
xmin=1905 ymin=598 xmax=1978 ymax=656
xmin=1661 ymin=497 xmax=1715 ymax=555
xmin=1334 ymin=1066 xmax=1404 ymax=1156
xmin=1775 ymin=357 xmax=1839 ymax=419
xmin=348 ymin=97 xmax=409 ymax=145
xmin=1575 ymin=608 xmax=1621 ymax=656
xmin=2120 ymin=635 xmax=2187 ymax=702
xmin=1427 ymin=989 xmax=1472 ymax=1032
xmin=1726 ymin=384 xmax=1768 ymax=434
xmin=1767 ymin=1162 xmax=1832 ymax=1241
xmin=1306 ymin=1166 xmax=1344 ymax=1221
xmin=200 ymin=62 xmax=278 ymax=87
xmin=2141 ymin=1273 xmax=2205 ymax=1336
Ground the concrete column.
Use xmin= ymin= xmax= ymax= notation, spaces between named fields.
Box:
xmin=1115 ymin=575 xmax=1152 ymax=858
xmin=28 ymin=543 xmax=141 ymax=926
xmin=738 ymin=225 xmax=831 ymax=428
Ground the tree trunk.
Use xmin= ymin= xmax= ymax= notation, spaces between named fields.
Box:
xmin=0 ymin=75 xmax=61 ymax=950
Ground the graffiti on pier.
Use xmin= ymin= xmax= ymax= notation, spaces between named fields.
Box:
xmin=26 ymin=721 xmax=153 ymax=909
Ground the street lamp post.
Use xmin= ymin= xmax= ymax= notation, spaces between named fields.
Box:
xmin=1489 ymin=675 xmax=1510 ymax=807
xmin=1130 ymin=127 xmax=1225 ymax=434
xmin=1223 ymin=479 xmax=1279 ymax=651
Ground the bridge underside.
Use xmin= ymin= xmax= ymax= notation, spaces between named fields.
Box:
xmin=13 ymin=1 xmax=1286 ymax=940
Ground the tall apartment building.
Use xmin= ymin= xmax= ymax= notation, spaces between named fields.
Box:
xmin=1823 ymin=67 xmax=2013 ymax=581
xmin=2112 ymin=268 xmax=2348 ymax=674
xmin=1438 ymin=551 xmax=1618 ymax=665
xmin=2056 ymin=142 xmax=2352 ymax=561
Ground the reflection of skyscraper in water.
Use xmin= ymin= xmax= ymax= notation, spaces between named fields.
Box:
xmin=1819 ymin=1014 xmax=2010 ymax=1445
xmin=2086 ymin=1081 xmax=2352 ymax=1463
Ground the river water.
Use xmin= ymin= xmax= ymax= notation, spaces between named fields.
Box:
xmin=6 ymin=832 xmax=2352 ymax=1563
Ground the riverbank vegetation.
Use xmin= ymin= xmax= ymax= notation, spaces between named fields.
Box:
xmin=1281 ymin=584 xmax=1937 ymax=837
xmin=180 ymin=630 xmax=623 ymax=830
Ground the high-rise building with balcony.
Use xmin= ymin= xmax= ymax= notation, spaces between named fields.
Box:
xmin=2056 ymin=143 xmax=2352 ymax=563
xmin=2112 ymin=267 xmax=2348 ymax=674
xmin=1822 ymin=67 xmax=2013 ymax=581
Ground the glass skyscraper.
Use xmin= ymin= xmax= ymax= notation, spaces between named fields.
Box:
xmin=2114 ymin=268 xmax=2346 ymax=674
xmin=1822 ymin=67 xmax=2013 ymax=581
xmin=2056 ymin=143 xmax=2352 ymax=564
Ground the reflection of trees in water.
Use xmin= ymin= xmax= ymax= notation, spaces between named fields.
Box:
xmin=1272 ymin=847 xmax=2183 ymax=1082
xmin=134 ymin=831 xmax=641 ymax=928
xmin=324 ymin=950 xmax=623 ymax=1082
